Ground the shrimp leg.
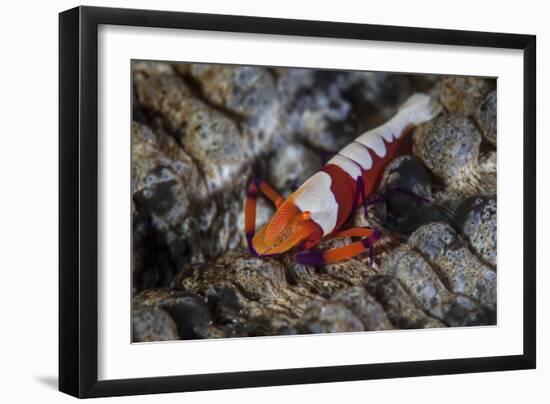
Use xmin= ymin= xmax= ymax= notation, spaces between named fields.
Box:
xmin=295 ymin=227 xmax=381 ymax=265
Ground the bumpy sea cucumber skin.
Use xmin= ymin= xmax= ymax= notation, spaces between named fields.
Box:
xmin=476 ymin=90 xmax=497 ymax=146
xmin=379 ymin=245 xmax=488 ymax=327
xmin=413 ymin=114 xmax=483 ymax=195
xmin=439 ymin=76 xmax=492 ymax=118
xmin=365 ymin=275 xmax=445 ymax=329
xmin=454 ymin=195 xmax=497 ymax=268
xmin=408 ymin=222 xmax=496 ymax=312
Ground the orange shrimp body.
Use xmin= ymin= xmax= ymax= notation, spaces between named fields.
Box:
xmin=245 ymin=93 xmax=441 ymax=264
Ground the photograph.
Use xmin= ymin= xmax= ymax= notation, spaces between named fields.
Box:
xmin=131 ymin=61 xmax=498 ymax=342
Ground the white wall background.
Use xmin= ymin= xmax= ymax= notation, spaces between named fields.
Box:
xmin=0 ymin=0 xmax=546 ymax=402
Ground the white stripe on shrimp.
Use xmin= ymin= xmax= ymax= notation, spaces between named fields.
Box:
xmin=356 ymin=130 xmax=387 ymax=158
xmin=327 ymin=154 xmax=362 ymax=181
xmin=339 ymin=142 xmax=373 ymax=170
xmin=293 ymin=172 xmax=338 ymax=235
xmin=355 ymin=93 xmax=441 ymax=160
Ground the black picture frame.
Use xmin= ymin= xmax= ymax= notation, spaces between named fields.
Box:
xmin=59 ymin=5 xmax=536 ymax=398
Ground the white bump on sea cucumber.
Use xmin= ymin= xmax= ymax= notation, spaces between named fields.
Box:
xmin=293 ymin=172 xmax=338 ymax=235
xmin=328 ymin=154 xmax=362 ymax=180
xmin=340 ymin=142 xmax=373 ymax=170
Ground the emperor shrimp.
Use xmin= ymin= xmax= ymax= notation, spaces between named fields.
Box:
xmin=245 ymin=93 xmax=441 ymax=264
